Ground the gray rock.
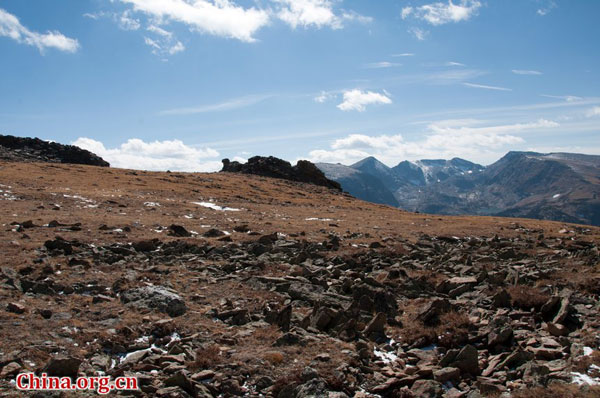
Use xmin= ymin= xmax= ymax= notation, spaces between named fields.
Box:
xmin=120 ymin=285 xmax=187 ymax=317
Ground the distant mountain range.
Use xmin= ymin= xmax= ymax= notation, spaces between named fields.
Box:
xmin=317 ymin=151 xmax=600 ymax=226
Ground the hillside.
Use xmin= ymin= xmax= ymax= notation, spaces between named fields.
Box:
xmin=0 ymin=160 xmax=599 ymax=397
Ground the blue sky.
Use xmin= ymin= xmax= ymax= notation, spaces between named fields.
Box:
xmin=1 ymin=0 xmax=599 ymax=171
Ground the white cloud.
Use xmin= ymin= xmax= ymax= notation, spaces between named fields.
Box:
xmin=446 ymin=61 xmax=465 ymax=66
xmin=464 ymin=82 xmax=512 ymax=92
xmin=512 ymin=69 xmax=542 ymax=75
xmin=401 ymin=7 xmax=414 ymax=19
xmin=119 ymin=10 xmax=141 ymax=30
xmin=337 ymin=90 xmax=392 ymax=112
xmin=537 ymin=1 xmax=557 ymax=16
xmin=541 ymin=94 xmax=583 ymax=102
xmin=120 ymin=0 xmax=270 ymax=42
xmin=274 ymin=0 xmax=371 ymax=29
xmin=143 ymin=24 xmax=185 ymax=56
xmin=160 ymin=94 xmax=272 ymax=115
xmin=0 ymin=8 xmax=79 ymax=53
xmin=402 ymin=0 xmax=481 ymax=26
xmin=586 ymin=107 xmax=600 ymax=117
xmin=314 ymin=91 xmax=336 ymax=103
xmin=408 ymin=27 xmax=428 ymax=40
xmin=306 ymin=118 xmax=559 ymax=165
xmin=72 ymin=137 xmax=221 ymax=172
xmin=363 ymin=61 xmax=401 ymax=69
xmin=391 ymin=53 xmax=415 ymax=57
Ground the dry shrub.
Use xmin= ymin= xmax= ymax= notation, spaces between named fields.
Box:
xmin=507 ymin=285 xmax=551 ymax=310
xmin=189 ymin=344 xmax=222 ymax=370
xmin=271 ymin=370 xmax=302 ymax=397
xmin=393 ymin=309 xmax=472 ymax=349
xmin=263 ymin=351 xmax=285 ymax=365
xmin=511 ymin=384 xmax=600 ymax=398
xmin=251 ymin=325 xmax=282 ymax=344
xmin=436 ymin=311 xmax=472 ymax=348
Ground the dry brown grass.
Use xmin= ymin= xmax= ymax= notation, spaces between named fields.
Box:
xmin=263 ymin=351 xmax=285 ymax=365
xmin=436 ymin=311 xmax=472 ymax=348
xmin=507 ymin=285 xmax=551 ymax=310
xmin=573 ymin=350 xmax=600 ymax=373
xmin=189 ymin=344 xmax=223 ymax=370
xmin=392 ymin=307 xmax=473 ymax=349
xmin=511 ymin=384 xmax=600 ymax=398
xmin=271 ymin=369 xmax=303 ymax=397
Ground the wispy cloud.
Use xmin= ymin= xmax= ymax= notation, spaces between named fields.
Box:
xmin=84 ymin=11 xmax=140 ymax=31
xmin=160 ymin=94 xmax=273 ymax=116
xmin=537 ymin=0 xmax=557 ymax=16
xmin=337 ymin=89 xmax=392 ymax=112
xmin=408 ymin=27 xmax=428 ymax=41
xmin=363 ymin=61 xmax=402 ymax=69
xmin=586 ymin=106 xmax=600 ymax=117
xmin=541 ymin=94 xmax=582 ymax=102
xmin=391 ymin=53 xmax=415 ymax=57
xmin=0 ymin=8 xmax=79 ymax=53
xmin=446 ymin=61 xmax=466 ymax=67
xmin=402 ymin=0 xmax=482 ymax=26
xmin=512 ymin=69 xmax=542 ymax=75
xmin=314 ymin=91 xmax=337 ymax=103
xmin=464 ymin=82 xmax=512 ymax=92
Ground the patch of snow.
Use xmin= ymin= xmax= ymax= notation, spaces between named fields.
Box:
xmin=134 ymin=336 xmax=149 ymax=344
xmin=373 ymin=347 xmax=398 ymax=364
xmin=584 ymin=347 xmax=594 ymax=356
xmin=572 ymin=371 xmax=600 ymax=385
xmin=305 ymin=217 xmax=333 ymax=221
xmin=553 ymin=194 xmax=561 ymax=199
xmin=144 ymin=202 xmax=160 ymax=207
xmin=192 ymin=201 xmax=240 ymax=212
xmin=183 ymin=214 xmax=194 ymax=219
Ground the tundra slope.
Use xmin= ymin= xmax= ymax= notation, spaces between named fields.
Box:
xmin=0 ymin=161 xmax=599 ymax=397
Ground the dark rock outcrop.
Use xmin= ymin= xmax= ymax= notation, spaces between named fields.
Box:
xmin=221 ymin=156 xmax=341 ymax=191
xmin=0 ymin=134 xmax=109 ymax=167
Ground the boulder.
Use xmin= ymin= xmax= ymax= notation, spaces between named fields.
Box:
xmin=410 ymin=379 xmax=443 ymax=398
xmin=120 ymin=286 xmax=187 ymax=317
xmin=43 ymin=356 xmax=82 ymax=378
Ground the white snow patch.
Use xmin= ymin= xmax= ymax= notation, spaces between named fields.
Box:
xmin=144 ymin=202 xmax=160 ymax=207
xmin=373 ymin=347 xmax=398 ymax=364
xmin=584 ymin=347 xmax=594 ymax=356
xmin=305 ymin=217 xmax=334 ymax=221
xmin=553 ymin=194 xmax=561 ymax=199
xmin=192 ymin=201 xmax=240 ymax=211
xmin=134 ymin=335 xmax=149 ymax=344
xmin=572 ymin=371 xmax=600 ymax=385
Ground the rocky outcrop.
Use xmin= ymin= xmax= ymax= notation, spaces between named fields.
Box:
xmin=221 ymin=156 xmax=341 ymax=190
xmin=0 ymin=134 xmax=109 ymax=166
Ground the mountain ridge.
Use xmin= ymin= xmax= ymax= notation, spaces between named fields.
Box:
xmin=317 ymin=151 xmax=600 ymax=226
